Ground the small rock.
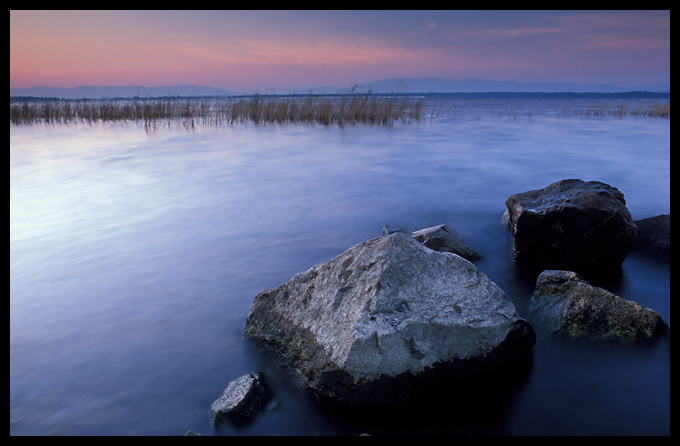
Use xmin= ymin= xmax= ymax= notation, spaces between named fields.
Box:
xmin=210 ymin=372 xmax=273 ymax=425
xmin=185 ymin=430 xmax=203 ymax=436
xmin=411 ymin=224 xmax=480 ymax=261
xmin=632 ymin=214 xmax=670 ymax=261
xmin=528 ymin=270 xmax=669 ymax=342
xmin=382 ymin=224 xmax=402 ymax=236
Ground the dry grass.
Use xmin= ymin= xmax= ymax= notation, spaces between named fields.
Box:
xmin=560 ymin=101 xmax=670 ymax=118
xmin=9 ymin=95 xmax=425 ymax=127
xmin=10 ymin=97 xmax=668 ymax=126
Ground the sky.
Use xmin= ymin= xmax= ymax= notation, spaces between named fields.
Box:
xmin=10 ymin=10 xmax=670 ymax=94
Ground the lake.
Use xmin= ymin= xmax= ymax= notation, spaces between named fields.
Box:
xmin=10 ymin=97 xmax=670 ymax=435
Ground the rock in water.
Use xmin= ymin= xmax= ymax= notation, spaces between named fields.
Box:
xmin=505 ymin=179 xmax=637 ymax=273
xmin=381 ymin=224 xmax=402 ymax=236
xmin=528 ymin=270 xmax=669 ymax=342
xmin=411 ymin=224 xmax=480 ymax=261
xmin=210 ymin=372 xmax=273 ymax=425
xmin=632 ymin=214 xmax=670 ymax=261
xmin=243 ymin=233 xmax=535 ymax=407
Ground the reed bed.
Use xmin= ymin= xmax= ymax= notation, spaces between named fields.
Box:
xmin=9 ymin=96 xmax=425 ymax=127
xmin=560 ymin=101 xmax=670 ymax=118
xmin=10 ymin=97 xmax=669 ymax=126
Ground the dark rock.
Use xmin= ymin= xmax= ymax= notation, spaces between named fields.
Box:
xmin=505 ymin=179 xmax=637 ymax=273
xmin=528 ymin=270 xmax=669 ymax=342
xmin=210 ymin=372 xmax=273 ymax=425
xmin=411 ymin=224 xmax=481 ymax=261
xmin=632 ymin=214 xmax=670 ymax=261
xmin=243 ymin=233 xmax=535 ymax=408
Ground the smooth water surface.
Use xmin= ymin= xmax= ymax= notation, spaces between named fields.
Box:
xmin=10 ymin=99 xmax=670 ymax=435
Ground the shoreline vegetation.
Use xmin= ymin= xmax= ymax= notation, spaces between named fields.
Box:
xmin=561 ymin=100 xmax=669 ymax=118
xmin=9 ymin=94 xmax=669 ymax=127
xmin=9 ymin=95 xmax=425 ymax=127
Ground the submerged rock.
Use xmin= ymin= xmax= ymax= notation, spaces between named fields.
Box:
xmin=505 ymin=179 xmax=637 ymax=273
xmin=528 ymin=270 xmax=668 ymax=342
xmin=210 ymin=372 xmax=273 ymax=425
xmin=243 ymin=233 xmax=535 ymax=408
xmin=410 ymin=224 xmax=481 ymax=261
xmin=632 ymin=214 xmax=670 ymax=261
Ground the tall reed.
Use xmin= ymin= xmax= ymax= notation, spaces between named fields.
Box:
xmin=10 ymin=97 xmax=668 ymax=126
xmin=9 ymin=96 xmax=426 ymax=127
xmin=559 ymin=101 xmax=670 ymax=118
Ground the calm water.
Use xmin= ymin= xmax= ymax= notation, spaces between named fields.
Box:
xmin=10 ymin=98 xmax=670 ymax=435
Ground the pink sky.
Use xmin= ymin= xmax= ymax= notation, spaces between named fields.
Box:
xmin=10 ymin=10 xmax=670 ymax=93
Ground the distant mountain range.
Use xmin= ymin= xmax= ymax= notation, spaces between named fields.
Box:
xmin=344 ymin=77 xmax=670 ymax=94
xmin=10 ymin=78 xmax=670 ymax=99
xmin=9 ymin=85 xmax=236 ymax=99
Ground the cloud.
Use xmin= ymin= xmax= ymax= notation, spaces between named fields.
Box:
xmin=479 ymin=27 xmax=565 ymax=39
xmin=188 ymin=34 xmax=441 ymax=70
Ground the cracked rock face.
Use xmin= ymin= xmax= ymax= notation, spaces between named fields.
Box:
xmin=243 ymin=233 xmax=535 ymax=407
xmin=505 ymin=179 xmax=637 ymax=273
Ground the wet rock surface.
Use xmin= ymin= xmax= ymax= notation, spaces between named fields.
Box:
xmin=632 ymin=214 xmax=670 ymax=261
xmin=528 ymin=270 xmax=669 ymax=342
xmin=505 ymin=179 xmax=637 ymax=273
xmin=210 ymin=372 xmax=273 ymax=425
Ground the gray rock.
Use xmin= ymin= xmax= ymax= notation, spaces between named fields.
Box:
xmin=381 ymin=224 xmax=402 ymax=236
xmin=632 ymin=214 xmax=670 ymax=261
xmin=505 ymin=179 xmax=637 ymax=273
xmin=243 ymin=233 xmax=535 ymax=407
xmin=210 ymin=372 xmax=273 ymax=425
xmin=528 ymin=270 xmax=669 ymax=342
xmin=411 ymin=224 xmax=480 ymax=261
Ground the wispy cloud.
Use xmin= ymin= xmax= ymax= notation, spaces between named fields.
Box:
xmin=473 ymin=26 xmax=566 ymax=40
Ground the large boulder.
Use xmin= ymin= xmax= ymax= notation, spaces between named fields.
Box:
xmin=632 ymin=214 xmax=670 ymax=261
xmin=505 ymin=179 xmax=637 ymax=273
xmin=243 ymin=233 xmax=535 ymax=408
xmin=528 ymin=270 xmax=669 ymax=342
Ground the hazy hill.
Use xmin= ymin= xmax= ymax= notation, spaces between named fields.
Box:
xmin=10 ymin=78 xmax=670 ymax=99
xmin=9 ymin=85 xmax=235 ymax=99
xmin=344 ymin=77 xmax=670 ymax=94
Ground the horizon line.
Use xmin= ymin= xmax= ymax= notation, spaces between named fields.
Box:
xmin=10 ymin=91 xmax=671 ymax=102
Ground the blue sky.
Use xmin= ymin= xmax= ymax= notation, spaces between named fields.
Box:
xmin=10 ymin=10 xmax=670 ymax=93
